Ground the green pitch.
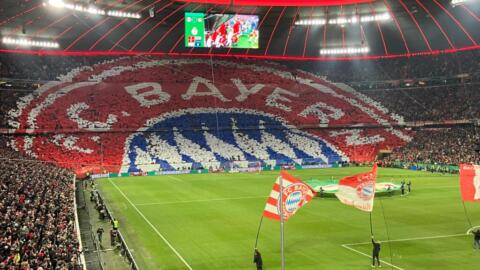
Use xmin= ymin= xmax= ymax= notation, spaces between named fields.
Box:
xmin=97 ymin=167 xmax=480 ymax=269
xmin=234 ymin=34 xmax=258 ymax=49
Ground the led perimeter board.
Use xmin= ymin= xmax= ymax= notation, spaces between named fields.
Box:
xmin=185 ymin=12 xmax=259 ymax=49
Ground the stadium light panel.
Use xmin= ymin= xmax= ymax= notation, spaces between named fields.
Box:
xmin=295 ymin=19 xmax=326 ymax=25
xmin=320 ymin=46 xmax=370 ymax=55
xmin=296 ymin=12 xmax=390 ymax=26
xmin=46 ymin=0 xmax=105 ymax=15
xmin=107 ymin=10 xmax=141 ymax=19
xmin=45 ymin=0 xmax=141 ymax=19
xmin=451 ymin=0 xmax=470 ymax=6
xmin=2 ymin=37 xmax=59 ymax=48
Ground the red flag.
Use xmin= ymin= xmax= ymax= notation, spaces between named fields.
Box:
xmin=459 ymin=164 xmax=480 ymax=202
xmin=335 ymin=164 xmax=378 ymax=212
xmin=263 ymin=171 xmax=316 ymax=221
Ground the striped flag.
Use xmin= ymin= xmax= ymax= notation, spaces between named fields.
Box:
xmin=263 ymin=171 xmax=316 ymax=221
xmin=459 ymin=164 xmax=480 ymax=202
xmin=335 ymin=164 xmax=378 ymax=212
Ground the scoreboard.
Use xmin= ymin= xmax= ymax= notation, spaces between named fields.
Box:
xmin=185 ymin=12 xmax=259 ymax=49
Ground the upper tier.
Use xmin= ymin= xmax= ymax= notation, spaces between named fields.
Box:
xmin=4 ymin=57 xmax=411 ymax=174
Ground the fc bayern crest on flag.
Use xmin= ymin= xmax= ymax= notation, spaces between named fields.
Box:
xmin=264 ymin=171 xmax=316 ymax=221
xmin=335 ymin=164 xmax=378 ymax=212
xmin=356 ymin=180 xmax=375 ymax=201
xmin=7 ymin=58 xmax=411 ymax=175
xmin=281 ymin=183 xmax=315 ymax=220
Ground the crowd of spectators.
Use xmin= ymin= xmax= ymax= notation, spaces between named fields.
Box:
xmin=0 ymin=90 xmax=31 ymax=129
xmin=0 ymin=137 xmax=81 ymax=269
xmin=359 ymin=83 xmax=480 ymax=122
xmin=0 ymin=51 xmax=477 ymax=126
xmin=291 ymin=50 xmax=480 ymax=82
xmin=385 ymin=126 xmax=480 ymax=165
xmin=0 ymin=42 xmax=477 ymax=270
xmin=0 ymin=55 xmax=98 ymax=81
xmin=0 ymin=50 xmax=478 ymax=83
xmin=0 ymin=52 xmax=479 ymax=169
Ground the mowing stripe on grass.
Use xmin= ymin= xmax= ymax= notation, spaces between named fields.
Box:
xmin=341 ymin=244 xmax=405 ymax=270
xmin=166 ymin=175 xmax=185 ymax=182
xmin=108 ymin=179 xmax=193 ymax=270
xmin=135 ymin=195 xmax=268 ymax=206
xmin=343 ymin=233 xmax=466 ymax=246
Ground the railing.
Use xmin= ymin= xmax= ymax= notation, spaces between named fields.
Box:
xmin=95 ymin=187 xmax=140 ymax=270
xmin=73 ymin=175 xmax=87 ymax=270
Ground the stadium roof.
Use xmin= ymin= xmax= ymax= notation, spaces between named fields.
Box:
xmin=0 ymin=0 xmax=479 ymax=60
xmin=177 ymin=0 xmax=375 ymax=6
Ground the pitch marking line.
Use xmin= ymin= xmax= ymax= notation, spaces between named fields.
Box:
xmin=135 ymin=195 xmax=267 ymax=206
xmin=108 ymin=179 xmax=193 ymax=270
xmin=344 ymin=233 xmax=467 ymax=246
xmin=341 ymin=244 xmax=405 ymax=270
xmin=342 ymin=233 xmax=468 ymax=270
xmin=467 ymin=226 xmax=480 ymax=235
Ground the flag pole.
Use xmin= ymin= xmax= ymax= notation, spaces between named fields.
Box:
xmin=369 ymin=211 xmax=374 ymax=236
xmin=254 ymin=215 xmax=264 ymax=249
xmin=279 ymin=175 xmax=285 ymax=270
xmin=461 ymin=200 xmax=473 ymax=229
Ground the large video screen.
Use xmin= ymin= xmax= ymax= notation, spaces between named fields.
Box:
xmin=185 ymin=12 xmax=259 ymax=49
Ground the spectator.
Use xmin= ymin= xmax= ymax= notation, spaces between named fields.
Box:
xmin=96 ymin=228 xmax=104 ymax=245
xmin=0 ymin=137 xmax=81 ymax=269
xmin=385 ymin=126 xmax=480 ymax=166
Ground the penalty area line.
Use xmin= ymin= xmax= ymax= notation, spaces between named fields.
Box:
xmin=108 ymin=179 xmax=193 ymax=270
xmin=341 ymin=244 xmax=405 ymax=270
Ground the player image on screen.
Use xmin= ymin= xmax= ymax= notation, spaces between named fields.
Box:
xmin=204 ymin=14 xmax=259 ymax=49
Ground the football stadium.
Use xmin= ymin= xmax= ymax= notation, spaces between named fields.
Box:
xmin=0 ymin=0 xmax=479 ymax=269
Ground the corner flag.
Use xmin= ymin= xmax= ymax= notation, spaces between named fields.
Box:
xmin=459 ymin=164 xmax=480 ymax=202
xmin=263 ymin=171 xmax=316 ymax=221
xmin=335 ymin=164 xmax=378 ymax=212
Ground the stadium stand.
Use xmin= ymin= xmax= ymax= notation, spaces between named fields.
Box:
xmin=2 ymin=56 xmax=413 ymax=175
xmin=291 ymin=50 xmax=480 ymax=83
xmin=0 ymin=137 xmax=81 ymax=269
xmin=0 ymin=51 xmax=478 ymax=174
xmin=1 ymin=51 xmax=479 ymax=82
xmin=385 ymin=126 xmax=480 ymax=166
xmin=359 ymin=83 xmax=480 ymax=122
xmin=0 ymin=1 xmax=478 ymax=269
